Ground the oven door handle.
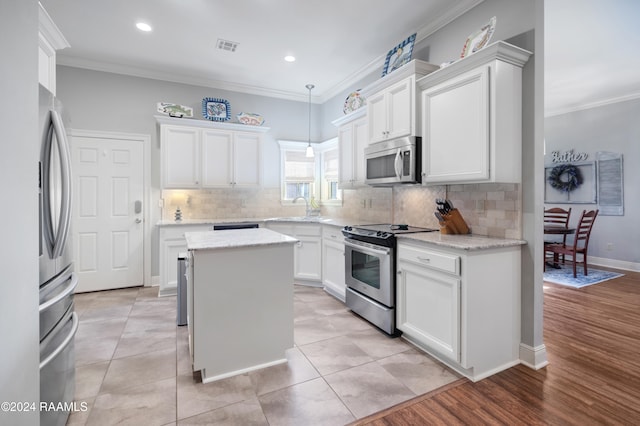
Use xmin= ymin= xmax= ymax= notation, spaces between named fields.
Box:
xmin=344 ymin=238 xmax=391 ymax=256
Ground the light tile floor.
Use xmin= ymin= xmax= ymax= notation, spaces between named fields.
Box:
xmin=68 ymin=285 xmax=461 ymax=425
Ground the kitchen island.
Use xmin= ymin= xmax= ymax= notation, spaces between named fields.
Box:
xmin=184 ymin=227 xmax=297 ymax=383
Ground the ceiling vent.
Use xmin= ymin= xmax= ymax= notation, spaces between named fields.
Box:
xmin=217 ymin=39 xmax=239 ymax=52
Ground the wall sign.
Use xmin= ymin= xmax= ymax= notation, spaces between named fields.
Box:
xmin=550 ymin=149 xmax=588 ymax=163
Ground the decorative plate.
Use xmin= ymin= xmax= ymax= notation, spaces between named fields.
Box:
xmin=460 ymin=16 xmax=496 ymax=58
xmin=343 ymin=90 xmax=365 ymax=114
xmin=157 ymin=102 xmax=193 ymax=118
xmin=202 ymin=98 xmax=231 ymax=121
xmin=382 ymin=33 xmax=417 ymax=77
xmin=236 ymin=112 xmax=265 ymax=126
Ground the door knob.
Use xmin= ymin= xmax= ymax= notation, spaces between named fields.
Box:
xmin=135 ymin=218 xmax=142 ymax=224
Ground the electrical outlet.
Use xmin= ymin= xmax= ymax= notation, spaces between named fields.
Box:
xmin=606 ymin=243 xmax=614 ymax=251
xmin=158 ymin=198 xmax=164 ymax=208
xmin=475 ymin=200 xmax=485 ymax=212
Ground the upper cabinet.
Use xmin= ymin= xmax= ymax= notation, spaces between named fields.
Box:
xmin=361 ymin=60 xmax=439 ymax=145
xmin=418 ymin=42 xmax=531 ymax=185
xmin=38 ymin=3 xmax=69 ymax=95
xmin=157 ymin=116 xmax=269 ymax=189
xmin=332 ymin=108 xmax=368 ymax=188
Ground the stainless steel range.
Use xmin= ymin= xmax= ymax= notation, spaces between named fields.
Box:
xmin=342 ymin=224 xmax=437 ymax=335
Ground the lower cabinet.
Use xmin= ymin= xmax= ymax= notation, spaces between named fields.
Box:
xmin=322 ymin=226 xmax=345 ymax=301
xmin=158 ymin=224 xmax=212 ymax=297
xmin=396 ymin=239 xmax=521 ymax=381
xmin=266 ymin=223 xmax=322 ymax=284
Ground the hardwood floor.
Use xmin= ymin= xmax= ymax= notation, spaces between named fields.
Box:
xmin=351 ymin=268 xmax=640 ymax=425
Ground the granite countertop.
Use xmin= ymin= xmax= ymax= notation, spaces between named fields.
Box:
xmin=157 ymin=217 xmax=352 ymax=228
xmin=398 ymin=232 xmax=526 ymax=251
xmin=185 ymin=228 xmax=298 ymax=250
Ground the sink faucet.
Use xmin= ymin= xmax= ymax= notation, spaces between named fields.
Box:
xmin=292 ymin=196 xmax=310 ymax=216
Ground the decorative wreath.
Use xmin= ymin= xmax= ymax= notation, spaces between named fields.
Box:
xmin=548 ymin=164 xmax=583 ymax=192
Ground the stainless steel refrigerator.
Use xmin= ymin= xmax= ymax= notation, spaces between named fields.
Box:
xmin=38 ymin=84 xmax=78 ymax=426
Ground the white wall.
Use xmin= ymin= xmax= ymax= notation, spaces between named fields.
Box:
xmin=0 ymin=1 xmax=41 ymax=424
xmin=545 ymin=99 xmax=640 ymax=268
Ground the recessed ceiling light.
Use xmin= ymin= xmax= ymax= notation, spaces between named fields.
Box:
xmin=284 ymin=55 xmax=296 ymax=62
xmin=136 ymin=22 xmax=152 ymax=32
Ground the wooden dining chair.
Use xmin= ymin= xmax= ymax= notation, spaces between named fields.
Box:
xmin=545 ymin=209 xmax=599 ymax=278
xmin=544 ymin=207 xmax=571 ymax=263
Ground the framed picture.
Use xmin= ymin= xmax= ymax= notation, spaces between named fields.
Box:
xmin=202 ymin=97 xmax=231 ymax=121
xmin=381 ymin=33 xmax=417 ymax=77
xmin=544 ymin=161 xmax=597 ymax=204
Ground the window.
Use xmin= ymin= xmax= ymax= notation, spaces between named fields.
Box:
xmin=279 ymin=139 xmax=341 ymax=205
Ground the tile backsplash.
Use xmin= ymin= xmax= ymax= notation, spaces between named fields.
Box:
xmin=162 ymin=183 xmax=521 ymax=239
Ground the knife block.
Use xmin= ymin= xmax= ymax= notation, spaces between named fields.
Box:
xmin=438 ymin=209 xmax=470 ymax=235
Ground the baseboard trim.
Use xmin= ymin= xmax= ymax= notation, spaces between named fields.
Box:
xmin=590 ymin=256 xmax=640 ymax=272
xmin=519 ymin=343 xmax=549 ymax=370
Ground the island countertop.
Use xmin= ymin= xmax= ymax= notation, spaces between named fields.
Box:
xmin=185 ymin=227 xmax=298 ymax=250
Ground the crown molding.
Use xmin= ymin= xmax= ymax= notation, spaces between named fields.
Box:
xmin=545 ymin=91 xmax=640 ymax=117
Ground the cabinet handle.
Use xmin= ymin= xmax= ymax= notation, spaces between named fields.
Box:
xmin=417 ymin=256 xmax=431 ymax=263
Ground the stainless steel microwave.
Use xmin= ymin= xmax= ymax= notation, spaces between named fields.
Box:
xmin=364 ymin=137 xmax=421 ymax=186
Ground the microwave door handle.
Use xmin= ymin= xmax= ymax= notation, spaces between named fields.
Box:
xmin=394 ymin=149 xmax=403 ymax=179
xmin=50 ymin=110 xmax=72 ymax=258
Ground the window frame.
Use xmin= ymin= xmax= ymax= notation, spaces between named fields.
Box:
xmin=278 ymin=138 xmax=342 ymax=207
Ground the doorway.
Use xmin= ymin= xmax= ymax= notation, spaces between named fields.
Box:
xmin=70 ymin=130 xmax=150 ymax=292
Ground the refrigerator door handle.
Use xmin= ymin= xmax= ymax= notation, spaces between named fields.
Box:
xmin=40 ymin=312 xmax=79 ymax=370
xmin=39 ymin=272 xmax=78 ymax=313
xmin=50 ymin=110 xmax=72 ymax=259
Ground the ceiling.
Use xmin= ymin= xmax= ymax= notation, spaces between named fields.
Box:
xmin=40 ymin=0 xmax=482 ymax=103
xmin=41 ymin=0 xmax=640 ymax=113
xmin=545 ymin=0 xmax=640 ymax=115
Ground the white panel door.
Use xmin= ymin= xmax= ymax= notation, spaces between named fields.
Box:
xmin=71 ymin=136 xmax=144 ymax=292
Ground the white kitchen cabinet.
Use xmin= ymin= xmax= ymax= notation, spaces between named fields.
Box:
xmin=39 ymin=3 xmax=69 ymax=95
xmin=266 ymin=223 xmax=322 ymax=284
xmin=162 ymin=125 xmax=201 ymax=188
xmin=396 ymin=238 xmax=521 ymax=381
xmin=418 ymin=41 xmax=531 ymax=185
xmin=201 ymin=129 xmax=261 ymax=188
xmin=322 ymin=225 xmax=345 ymax=301
xmin=332 ymin=109 xmax=368 ymax=188
xmin=367 ymin=77 xmax=414 ymax=144
xmin=158 ymin=224 xmax=212 ymax=296
xmin=157 ymin=115 xmax=268 ymax=189
xmin=361 ymin=60 xmax=438 ymax=145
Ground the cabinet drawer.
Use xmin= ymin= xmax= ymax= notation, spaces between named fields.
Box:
xmin=322 ymin=225 xmax=344 ymax=241
xmin=398 ymin=244 xmax=460 ymax=276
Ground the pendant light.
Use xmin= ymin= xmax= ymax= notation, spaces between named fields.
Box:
xmin=305 ymin=84 xmax=315 ymax=157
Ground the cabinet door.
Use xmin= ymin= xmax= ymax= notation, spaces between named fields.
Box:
xmin=367 ymin=91 xmax=388 ymax=144
xmin=352 ymin=117 xmax=368 ymax=186
xmin=322 ymin=237 xmax=345 ymax=300
xmin=422 ymin=66 xmax=490 ymax=184
xmin=338 ymin=125 xmax=354 ymax=186
xmin=233 ymin=132 xmax=261 ymax=187
xmin=162 ymin=126 xmax=200 ymax=188
xmin=386 ymin=77 xmax=414 ymax=140
xmin=201 ymin=129 xmax=233 ymax=187
xmin=295 ymin=236 xmax=322 ymax=281
xmin=397 ymin=260 xmax=460 ymax=362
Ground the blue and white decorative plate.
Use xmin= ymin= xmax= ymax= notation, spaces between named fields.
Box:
xmin=343 ymin=90 xmax=365 ymax=114
xmin=202 ymin=98 xmax=231 ymax=121
xmin=382 ymin=33 xmax=417 ymax=77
